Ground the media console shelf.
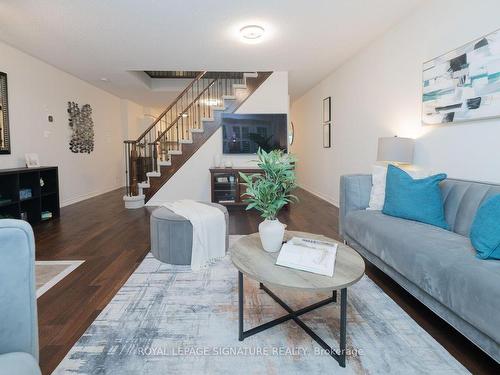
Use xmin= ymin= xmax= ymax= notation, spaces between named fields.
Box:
xmin=210 ymin=168 xmax=263 ymax=207
xmin=0 ymin=166 xmax=60 ymax=224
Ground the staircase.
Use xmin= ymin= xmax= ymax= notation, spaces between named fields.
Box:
xmin=123 ymin=71 xmax=272 ymax=208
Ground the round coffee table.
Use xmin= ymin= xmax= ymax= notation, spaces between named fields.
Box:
xmin=231 ymin=231 xmax=365 ymax=367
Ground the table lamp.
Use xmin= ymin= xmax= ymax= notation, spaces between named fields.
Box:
xmin=377 ymin=136 xmax=414 ymax=165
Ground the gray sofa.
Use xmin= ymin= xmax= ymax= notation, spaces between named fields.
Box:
xmin=0 ymin=220 xmax=41 ymax=375
xmin=339 ymin=175 xmax=500 ymax=363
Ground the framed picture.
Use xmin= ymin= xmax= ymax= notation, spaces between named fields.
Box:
xmin=422 ymin=28 xmax=500 ymax=124
xmin=0 ymin=72 xmax=10 ymax=155
xmin=323 ymin=97 xmax=331 ymax=123
xmin=25 ymin=153 xmax=40 ymax=168
xmin=323 ymin=123 xmax=331 ymax=148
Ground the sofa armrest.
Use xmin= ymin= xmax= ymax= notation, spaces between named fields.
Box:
xmin=0 ymin=220 xmax=38 ymax=361
xmin=339 ymin=174 xmax=372 ymax=239
xmin=0 ymin=352 xmax=41 ymax=375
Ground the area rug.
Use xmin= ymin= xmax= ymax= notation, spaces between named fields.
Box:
xmin=36 ymin=260 xmax=84 ymax=298
xmin=53 ymin=236 xmax=468 ymax=374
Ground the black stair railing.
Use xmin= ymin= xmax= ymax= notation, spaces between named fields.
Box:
xmin=124 ymin=72 xmax=245 ymax=197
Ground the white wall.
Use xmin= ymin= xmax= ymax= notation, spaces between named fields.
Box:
xmin=291 ymin=0 xmax=500 ymax=206
xmin=0 ymin=40 xmax=138 ymax=206
xmin=120 ymin=100 xmax=160 ymax=141
xmin=147 ymin=71 xmax=289 ymax=205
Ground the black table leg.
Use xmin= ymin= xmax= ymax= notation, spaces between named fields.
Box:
xmin=238 ymin=271 xmax=244 ymax=341
xmin=237 ymin=277 xmax=349 ymax=368
xmin=339 ymin=288 xmax=347 ymax=367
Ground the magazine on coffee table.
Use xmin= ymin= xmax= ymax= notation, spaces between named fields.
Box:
xmin=275 ymin=237 xmax=338 ymax=277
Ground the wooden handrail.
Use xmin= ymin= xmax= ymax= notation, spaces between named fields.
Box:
xmin=134 ymin=70 xmax=207 ymax=142
xmin=152 ymin=78 xmax=217 ymax=144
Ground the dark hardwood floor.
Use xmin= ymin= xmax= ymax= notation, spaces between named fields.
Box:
xmin=35 ymin=189 xmax=153 ymax=374
xmin=34 ymin=187 xmax=499 ymax=374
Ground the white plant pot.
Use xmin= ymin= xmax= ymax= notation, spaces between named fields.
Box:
xmin=258 ymin=219 xmax=286 ymax=253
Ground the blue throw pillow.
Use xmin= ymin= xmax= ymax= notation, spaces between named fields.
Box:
xmin=470 ymin=195 xmax=500 ymax=260
xmin=382 ymin=165 xmax=449 ymax=229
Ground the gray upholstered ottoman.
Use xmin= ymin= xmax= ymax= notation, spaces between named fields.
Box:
xmin=150 ymin=202 xmax=229 ymax=265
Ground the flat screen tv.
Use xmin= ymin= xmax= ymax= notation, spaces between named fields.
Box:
xmin=222 ymin=113 xmax=288 ymax=154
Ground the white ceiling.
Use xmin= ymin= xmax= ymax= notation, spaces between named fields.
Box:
xmin=0 ymin=0 xmax=424 ymax=107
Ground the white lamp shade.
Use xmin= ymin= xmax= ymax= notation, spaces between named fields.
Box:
xmin=377 ymin=136 xmax=414 ymax=164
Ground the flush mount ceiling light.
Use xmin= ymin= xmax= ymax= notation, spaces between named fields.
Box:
xmin=240 ymin=25 xmax=265 ymax=42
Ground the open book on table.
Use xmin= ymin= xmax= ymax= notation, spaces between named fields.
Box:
xmin=275 ymin=237 xmax=338 ymax=277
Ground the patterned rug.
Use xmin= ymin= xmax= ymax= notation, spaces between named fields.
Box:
xmin=54 ymin=236 xmax=468 ymax=374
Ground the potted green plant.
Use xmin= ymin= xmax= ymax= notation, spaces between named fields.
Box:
xmin=239 ymin=148 xmax=298 ymax=252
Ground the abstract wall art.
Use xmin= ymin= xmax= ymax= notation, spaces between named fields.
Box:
xmin=422 ymin=28 xmax=500 ymax=124
xmin=67 ymin=101 xmax=95 ymax=153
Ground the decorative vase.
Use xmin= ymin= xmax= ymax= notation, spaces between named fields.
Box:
xmin=258 ymin=219 xmax=286 ymax=252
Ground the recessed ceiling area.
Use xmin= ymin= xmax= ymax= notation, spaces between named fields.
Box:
xmin=145 ymin=71 xmax=202 ymax=79
xmin=144 ymin=71 xmax=245 ymax=79
xmin=0 ymin=0 xmax=425 ymax=107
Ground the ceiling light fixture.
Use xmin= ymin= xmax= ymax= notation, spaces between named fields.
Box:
xmin=100 ymin=77 xmax=109 ymax=82
xmin=240 ymin=25 xmax=265 ymax=41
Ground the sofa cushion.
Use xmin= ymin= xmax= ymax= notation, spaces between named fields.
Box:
xmin=344 ymin=210 xmax=500 ymax=343
xmin=441 ymin=179 xmax=500 ymax=237
xmin=367 ymin=165 xmax=387 ymax=210
xmin=0 ymin=352 xmax=40 ymax=375
xmin=470 ymin=194 xmax=500 ymax=260
xmin=383 ymin=165 xmax=448 ymax=229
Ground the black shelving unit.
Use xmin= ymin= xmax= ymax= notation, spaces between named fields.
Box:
xmin=213 ymin=172 xmax=238 ymax=204
xmin=210 ymin=168 xmax=264 ymax=206
xmin=0 ymin=166 xmax=60 ymax=224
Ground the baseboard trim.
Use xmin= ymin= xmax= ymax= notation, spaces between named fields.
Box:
xmin=61 ymin=185 xmax=123 ymax=207
xmin=297 ymin=183 xmax=339 ymax=207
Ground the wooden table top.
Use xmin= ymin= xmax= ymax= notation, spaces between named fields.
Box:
xmin=230 ymin=231 xmax=365 ymax=292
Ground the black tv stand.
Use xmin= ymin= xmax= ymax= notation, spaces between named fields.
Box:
xmin=210 ymin=167 xmax=263 ymax=207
